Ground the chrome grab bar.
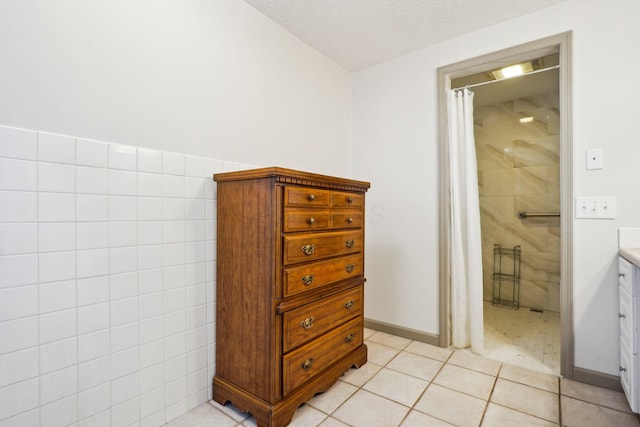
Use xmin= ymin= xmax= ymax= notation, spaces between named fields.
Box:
xmin=517 ymin=211 xmax=560 ymax=219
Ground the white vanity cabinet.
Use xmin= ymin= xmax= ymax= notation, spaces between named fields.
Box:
xmin=619 ymin=255 xmax=639 ymax=412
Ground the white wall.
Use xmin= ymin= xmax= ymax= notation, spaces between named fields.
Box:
xmin=353 ymin=0 xmax=640 ymax=376
xmin=0 ymin=0 xmax=352 ymax=177
xmin=0 ymin=1 xmax=354 ymax=426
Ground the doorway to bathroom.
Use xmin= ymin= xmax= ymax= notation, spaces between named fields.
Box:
xmin=437 ymin=33 xmax=574 ymax=378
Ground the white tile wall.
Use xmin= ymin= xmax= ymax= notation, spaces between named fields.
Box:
xmin=0 ymin=124 xmax=254 ymax=425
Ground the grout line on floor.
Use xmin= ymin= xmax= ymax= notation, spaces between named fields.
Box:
xmin=558 ymin=376 xmax=562 ymax=427
xmin=477 ymin=362 xmax=502 ymax=426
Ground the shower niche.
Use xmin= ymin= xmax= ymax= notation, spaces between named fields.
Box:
xmin=492 ymin=244 xmax=521 ymax=309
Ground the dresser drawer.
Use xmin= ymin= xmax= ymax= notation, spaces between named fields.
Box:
xmin=284 ymin=209 xmax=362 ymax=232
xmin=283 ymin=317 xmax=363 ymax=394
xmin=283 ymin=231 xmax=363 ymax=265
xmin=285 ymin=187 xmax=330 ymax=207
xmin=283 ymin=253 xmax=362 ymax=297
xmin=284 ymin=210 xmax=331 ymax=232
xmin=332 ymin=191 xmax=363 ymax=208
xmin=283 ymin=286 xmax=363 ymax=352
xmin=331 ymin=211 xmax=363 ymax=229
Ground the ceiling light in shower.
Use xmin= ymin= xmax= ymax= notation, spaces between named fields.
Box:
xmin=502 ymin=64 xmax=524 ymax=78
xmin=491 ymin=61 xmax=534 ymax=80
xmin=519 ymin=117 xmax=534 ymax=123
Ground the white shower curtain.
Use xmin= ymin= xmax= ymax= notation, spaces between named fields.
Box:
xmin=448 ymin=88 xmax=484 ymax=354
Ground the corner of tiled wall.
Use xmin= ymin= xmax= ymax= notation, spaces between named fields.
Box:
xmin=0 ymin=124 xmax=256 ymax=426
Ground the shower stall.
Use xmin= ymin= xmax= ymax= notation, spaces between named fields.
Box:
xmin=452 ymin=53 xmax=562 ymax=374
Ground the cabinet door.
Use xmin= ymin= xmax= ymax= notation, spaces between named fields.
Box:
xmin=619 ymin=285 xmax=636 ymax=354
xmin=619 ymin=257 xmax=634 ymax=295
xmin=620 ymin=345 xmax=638 ymax=412
xmin=620 ymin=339 xmax=636 ymax=412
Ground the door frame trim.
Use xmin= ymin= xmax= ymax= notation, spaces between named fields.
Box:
xmin=436 ymin=32 xmax=574 ymax=378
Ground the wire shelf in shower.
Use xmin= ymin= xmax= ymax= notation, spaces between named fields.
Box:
xmin=492 ymin=243 xmax=521 ymax=309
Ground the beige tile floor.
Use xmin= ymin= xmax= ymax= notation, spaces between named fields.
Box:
xmin=166 ymin=328 xmax=639 ymax=427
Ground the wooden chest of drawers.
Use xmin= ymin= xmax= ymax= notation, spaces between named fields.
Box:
xmin=212 ymin=167 xmax=370 ymax=427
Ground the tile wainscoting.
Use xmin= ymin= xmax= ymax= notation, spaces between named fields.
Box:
xmin=0 ymin=124 xmax=257 ymax=426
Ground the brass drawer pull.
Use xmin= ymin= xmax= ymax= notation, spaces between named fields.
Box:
xmin=345 ymin=333 xmax=355 ymax=343
xmin=345 ymin=264 xmax=355 ymax=273
xmin=346 ymin=217 xmax=353 ymax=224
xmin=302 ymin=274 xmax=314 ymax=286
xmin=307 ymin=194 xmax=315 ymax=202
xmin=307 ymin=217 xmax=315 ymax=225
xmin=346 ymin=197 xmax=353 ymax=204
xmin=301 ymin=244 xmax=315 ymax=255
xmin=345 ymin=239 xmax=354 ymax=248
xmin=344 ymin=300 xmax=355 ymax=310
xmin=302 ymin=358 xmax=314 ymax=370
xmin=300 ymin=317 xmax=315 ymax=330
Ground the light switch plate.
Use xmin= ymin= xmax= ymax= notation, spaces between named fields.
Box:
xmin=575 ymin=196 xmax=616 ymax=219
xmin=586 ymin=148 xmax=603 ymax=170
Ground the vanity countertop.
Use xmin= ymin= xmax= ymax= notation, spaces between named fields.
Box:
xmin=620 ymin=248 xmax=640 ymax=267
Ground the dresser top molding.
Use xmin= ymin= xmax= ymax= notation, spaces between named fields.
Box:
xmin=213 ymin=167 xmax=370 ymax=192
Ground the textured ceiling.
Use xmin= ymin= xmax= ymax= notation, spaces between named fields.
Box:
xmin=244 ymin=0 xmax=566 ymax=70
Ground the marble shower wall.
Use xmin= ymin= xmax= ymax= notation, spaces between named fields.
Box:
xmin=475 ymin=93 xmax=560 ymax=312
